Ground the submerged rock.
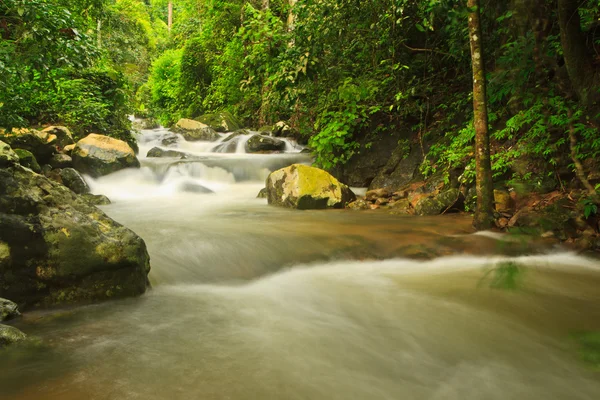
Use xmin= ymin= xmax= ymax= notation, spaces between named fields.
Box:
xmin=172 ymin=119 xmax=220 ymax=141
xmin=0 ymin=128 xmax=57 ymax=164
xmin=257 ymin=187 xmax=268 ymax=199
xmin=0 ymin=324 xmax=27 ymax=348
xmin=13 ymin=149 xmax=41 ymax=173
xmin=266 ymin=164 xmax=356 ymax=209
xmin=0 ymin=162 xmax=150 ymax=308
xmin=0 ymin=298 xmax=20 ymax=321
xmin=60 ymin=168 xmax=90 ymax=194
xmin=180 ymin=182 xmax=214 ymax=194
xmin=195 ymin=112 xmax=241 ymax=133
xmin=72 ymin=134 xmax=140 ymax=178
xmin=245 ymin=134 xmax=286 ymax=153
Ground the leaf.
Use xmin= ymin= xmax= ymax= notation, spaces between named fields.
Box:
xmin=415 ymin=23 xmax=425 ymax=32
xmin=17 ymin=7 xmax=25 ymax=16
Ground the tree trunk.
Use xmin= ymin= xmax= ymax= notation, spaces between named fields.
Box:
xmin=168 ymin=2 xmax=173 ymax=32
xmin=468 ymin=0 xmax=494 ymax=230
xmin=557 ymin=0 xmax=598 ymax=105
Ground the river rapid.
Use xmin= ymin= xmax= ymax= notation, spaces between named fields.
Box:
xmin=1 ymin=128 xmax=599 ymax=400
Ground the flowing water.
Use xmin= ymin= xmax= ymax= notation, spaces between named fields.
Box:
xmin=1 ymin=128 xmax=600 ymax=400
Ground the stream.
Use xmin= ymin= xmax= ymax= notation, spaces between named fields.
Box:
xmin=1 ymin=128 xmax=599 ymax=399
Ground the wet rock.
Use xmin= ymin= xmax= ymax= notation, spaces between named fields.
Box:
xmin=436 ymin=188 xmax=463 ymax=212
xmin=347 ymin=198 xmax=370 ymax=210
xmin=0 ymin=324 xmax=27 ymax=348
xmin=41 ymin=126 xmax=74 ymax=149
xmin=300 ymin=148 xmax=312 ymax=154
xmin=160 ymin=133 xmax=179 ymax=147
xmin=62 ymin=144 xmax=76 ymax=156
xmin=213 ymin=139 xmax=239 ymax=153
xmin=0 ymin=298 xmax=20 ymax=321
xmin=0 ymin=128 xmax=57 ymax=164
xmin=81 ymin=193 xmax=111 ymax=206
xmin=60 ymin=168 xmax=90 ymax=194
xmin=365 ymin=188 xmax=390 ymax=202
xmin=49 ymin=153 xmax=73 ymax=169
xmin=196 ymin=112 xmax=242 ymax=133
xmin=369 ymin=143 xmax=423 ymax=191
xmin=245 ymin=134 xmax=286 ymax=153
xmin=388 ymin=198 xmax=412 ymax=214
xmin=72 ymin=134 xmax=140 ymax=178
xmin=132 ymin=118 xmax=160 ymax=130
xmin=13 ymin=149 xmax=41 ymax=173
xmin=415 ymin=197 xmax=445 ymax=216
xmin=257 ymin=125 xmax=274 ymax=136
xmin=266 ymin=164 xmax=356 ymax=209
xmin=0 ymin=141 xmax=19 ymax=167
xmin=0 ymin=163 xmax=151 ymax=308
xmin=224 ymin=129 xmax=252 ymax=141
xmin=146 ymin=147 xmax=188 ymax=158
xmin=257 ymin=188 xmax=268 ymax=199
xmin=172 ymin=119 xmax=220 ymax=141
xmin=273 ymin=121 xmax=292 ymax=137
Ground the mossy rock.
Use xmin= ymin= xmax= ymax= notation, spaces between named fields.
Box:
xmin=60 ymin=168 xmax=90 ymax=194
xmin=0 ymin=128 xmax=57 ymax=164
xmin=245 ymin=134 xmax=286 ymax=153
xmin=80 ymin=193 xmax=111 ymax=206
xmin=266 ymin=164 xmax=356 ymax=209
xmin=0 ymin=141 xmax=19 ymax=167
xmin=13 ymin=149 xmax=41 ymax=173
xmin=195 ymin=112 xmax=242 ymax=133
xmin=0 ymin=298 xmax=20 ymax=321
xmin=41 ymin=126 xmax=74 ymax=149
xmin=0 ymin=324 xmax=27 ymax=348
xmin=146 ymin=147 xmax=188 ymax=158
xmin=172 ymin=119 xmax=220 ymax=141
xmin=415 ymin=197 xmax=445 ymax=216
xmin=72 ymin=134 xmax=140 ymax=178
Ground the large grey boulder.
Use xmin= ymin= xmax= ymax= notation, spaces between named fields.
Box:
xmin=0 ymin=298 xmax=20 ymax=321
xmin=0 ymin=162 xmax=151 ymax=308
xmin=41 ymin=126 xmax=75 ymax=149
xmin=72 ymin=133 xmax=140 ymax=178
xmin=60 ymin=168 xmax=90 ymax=194
xmin=172 ymin=119 xmax=220 ymax=141
xmin=266 ymin=164 xmax=356 ymax=209
xmin=245 ymin=134 xmax=286 ymax=153
xmin=146 ymin=147 xmax=188 ymax=158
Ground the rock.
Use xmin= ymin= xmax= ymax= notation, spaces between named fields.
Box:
xmin=300 ymin=148 xmax=312 ymax=154
xmin=436 ymin=188 xmax=463 ymax=212
xmin=60 ymin=168 xmax=90 ymax=194
xmin=415 ymin=197 xmax=445 ymax=216
xmin=0 ymin=163 xmax=150 ymax=307
xmin=0 ymin=141 xmax=19 ymax=167
xmin=63 ymin=144 xmax=76 ymax=155
xmin=72 ymin=134 xmax=140 ymax=178
xmin=161 ymin=134 xmax=179 ymax=147
xmin=347 ymin=198 xmax=370 ymax=210
xmin=257 ymin=188 xmax=268 ymax=198
xmin=196 ymin=112 xmax=242 ymax=133
xmin=494 ymin=189 xmax=513 ymax=212
xmin=81 ymin=193 xmax=111 ymax=206
xmin=0 ymin=128 xmax=57 ymax=164
xmin=0 ymin=298 xmax=20 ymax=321
xmin=497 ymin=217 xmax=510 ymax=229
xmin=132 ymin=118 xmax=160 ymax=130
xmin=172 ymin=119 xmax=220 ymax=141
xmin=41 ymin=126 xmax=74 ymax=149
xmin=245 ymin=134 xmax=286 ymax=153
xmin=388 ymin=198 xmax=412 ymax=214
xmin=146 ymin=147 xmax=188 ymax=158
xmin=0 ymin=324 xmax=27 ymax=348
xmin=213 ymin=139 xmax=239 ymax=153
xmin=49 ymin=153 xmax=73 ymax=169
xmin=266 ymin=164 xmax=356 ymax=209
xmin=273 ymin=121 xmax=292 ymax=137
xmin=180 ymin=182 xmax=214 ymax=194
xmin=257 ymin=125 xmax=274 ymax=136
xmin=375 ymin=197 xmax=389 ymax=206
xmin=365 ymin=188 xmax=390 ymax=202
xmin=369 ymin=142 xmax=423 ymax=191
xmin=13 ymin=149 xmax=41 ymax=173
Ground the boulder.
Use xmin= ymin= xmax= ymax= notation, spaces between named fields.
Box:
xmin=494 ymin=189 xmax=513 ymax=212
xmin=369 ymin=143 xmax=423 ymax=191
xmin=257 ymin=125 xmax=274 ymax=136
xmin=146 ymin=147 xmax=188 ymax=158
xmin=213 ymin=139 xmax=239 ymax=153
xmin=160 ymin=133 xmax=179 ymax=147
xmin=41 ymin=126 xmax=74 ymax=149
xmin=245 ymin=134 xmax=286 ymax=153
xmin=0 ymin=140 xmax=19 ymax=167
xmin=0 ymin=324 xmax=27 ymax=348
xmin=0 ymin=128 xmax=57 ymax=164
xmin=347 ymin=198 xmax=370 ymax=210
xmin=415 ymin=197 xmax=445 ymax=216
xmin=72 ymin=134 xmax=140 ymax=178
xmin=49 ymin=153 xmax=73 ymax=169
xmin=0 ymin=298 xmax=20 ymax=321
xmin=81 ymin=193 xmax=111 ymax=206
xmin=223 ymin=129 xmax=252 ymax=141
xmin=388 ymin=198 xmax=412 ymax=215
xmin=63 ymin=144 xmax=76 ymax=156
xmin=273 ymin=121 xmax=292 ymax=137
xmin=365 ymin=188 xmax=390 ymax=202
xmin=196 ymin=112 xmax=242 ymax=133
xmin=60 ymin=168 xmax=90 ymax=194
xmin=414 ymin=188 xmax=463 ymax=216
xmin=0 ymin=163 xmax=151 ymax=308
xmin=13 ymin=149 xmax=41 ymax=173
xmin=172 ymin=119 xmax=220 ymax=141
xmin=266 ymin=164 xmax=356 ymax=209
xmin=257 ymin=188 xmax=268 ymax=199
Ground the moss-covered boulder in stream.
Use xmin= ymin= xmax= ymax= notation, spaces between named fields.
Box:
xmin=172 ymin=119 xmax=220 ymax=141
xmin=266 ymin=164 xmax=356 ymax=209
xmin=0 ymin=324 xmax=27 ymax=348
xmin=0 ymin=298 xmax=20 ymax=321
xmin=0 ymin=161 xmax=150 ymax=308
xmin=72 ymin=134 xmax=140 ymax=178
xmin=246 ymin=134 xmax=286 ymax=153
xmin=195 ymin=112 xmax=241 ymax=133
xmin=13 ymin=149 xmax=41 ymax=173
xmin=40 ymin=126 xmax=74 ymax=149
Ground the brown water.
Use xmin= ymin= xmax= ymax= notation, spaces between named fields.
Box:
xmin=1 ymin=129 xmax=599 ymax=400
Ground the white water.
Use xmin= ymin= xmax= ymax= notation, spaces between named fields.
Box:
xmin=2 ymin=128 xmax=599 ymax=400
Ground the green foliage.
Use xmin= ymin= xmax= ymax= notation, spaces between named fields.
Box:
xmin=146 ymin=48 xmax=184 ymax=125
xmin=581 ymin=197 xmax=598 ymax=219
xmin=570 ymin=331 xmax=600 ymax=369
